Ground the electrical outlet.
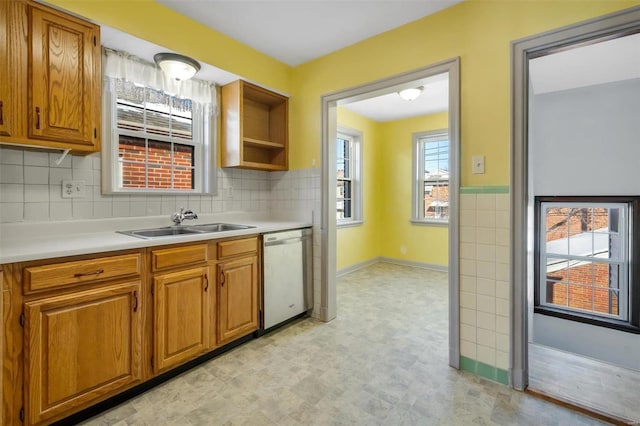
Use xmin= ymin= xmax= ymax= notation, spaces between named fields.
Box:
xmin=62 ymin=180 xmax=86 ymax=198
xmin=472 ymin=155 xmax=485 ymax=174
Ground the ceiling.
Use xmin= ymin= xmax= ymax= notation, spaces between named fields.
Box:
xmin=101 ymin=25 xmax=241 ymax=86
xmin=341 ymin=72 xmax=449 ymax=122
xmin=92 ymin=2 xmax=640 ymax=124
xmin=100 ymin=1 xmax=461 ymax=122
xmin=154 ymin=0 xmax=464 ymax=67
xmin=529 ymin=32 xmax=640 ymax=95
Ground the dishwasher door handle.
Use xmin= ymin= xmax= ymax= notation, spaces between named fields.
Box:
xmin=264 ymin=237 xmax=308 ymax=247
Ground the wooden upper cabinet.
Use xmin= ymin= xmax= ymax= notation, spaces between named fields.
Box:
xmin=23 ymin=281 xmax=142 ymax=424
xmin=0 ymin=0 xmax=100 ymax=153
xmin=221 ymin=80 xmax=288 ymax=171
xmin=0 ymin=1 xmax=10 ymax=137
xmin=28 ymin=3 xmax=100 ymax=150
xmin=0 ymin=0 xmax=27 ymax=139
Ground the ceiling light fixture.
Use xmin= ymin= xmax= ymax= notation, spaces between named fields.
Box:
xmin=154 ymin=52 xmax=201 ymax=81
xmin=398 ymin=87 xmax=423 ymax=101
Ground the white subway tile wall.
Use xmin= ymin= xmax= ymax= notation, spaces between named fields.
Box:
xmin=0 ymin=147 xmax=326 ymax=223
xmin=459 ymin=192 xmax=510 ymax=371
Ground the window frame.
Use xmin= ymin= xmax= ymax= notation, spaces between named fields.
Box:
xmin=534 ymin=196 xmax=640 ymax=333
xmin=102 ymin=78 xmax=216 ymax=195
xmin=412 ymin=129 xmax=449 ymax=226
xmin=336 ymin=127 xmax=363 ymax=227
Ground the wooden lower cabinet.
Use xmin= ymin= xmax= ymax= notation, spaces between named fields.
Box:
xmin=2 ymin=235 xmax=263 ymax=424
xmin=23 ymin=281 xmax=142 ymax=424
xmin=218 ymin=256 xmax=259 ymax=345
xmin=153 ymin=266 xmax=212 ymax=372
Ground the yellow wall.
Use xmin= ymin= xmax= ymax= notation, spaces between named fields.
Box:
xmin=335 ymin=107 xmax=383 ymax=270
xmin=379 ymin=113 xmax=449 ymax=266
xmin=336 ymin=109 xmax=449 ymax=270
xmin=47 ymin=0 xmax=639 ymax=179
xmin=290 ymin=0 xmax=640 ymax=183
xmin=44 ymin=0 xmax=640 ymax=267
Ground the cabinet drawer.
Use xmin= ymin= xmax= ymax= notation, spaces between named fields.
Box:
xmin=151 ymin=244 xmax=209 ymax=271
xmin=24 ymin=253 xmax=141 ymax=293
xmin=217 ymin=237 xmax=258 ymax=260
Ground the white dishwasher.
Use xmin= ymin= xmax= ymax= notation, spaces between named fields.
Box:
xmin=262 ymin=228 xmax=313 ymax=330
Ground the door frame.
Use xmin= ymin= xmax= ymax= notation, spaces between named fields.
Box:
xmin=319 ymin=58 xmax=461 ymax=368
xmin=510 ymin=5 xmax=640 ymax=390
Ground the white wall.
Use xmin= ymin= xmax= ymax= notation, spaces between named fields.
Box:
xmin=530 ymin=78 xmax=640 ymax=371
xmin=531 ymin=78 xmax=640 ymax=196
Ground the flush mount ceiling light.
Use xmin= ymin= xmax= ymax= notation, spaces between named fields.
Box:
xmin=398 ymin=87 xmax=423 ymax=101
xmin=154 ymin=52 xmax=201 ymax=81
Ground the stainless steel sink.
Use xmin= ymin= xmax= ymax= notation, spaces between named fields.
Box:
xmin=118 ymin=227 xmax=202 ymax=239
xmin=187 ymin=223 xmax=254 ymax=233
xmin=118 ymin=223 xmax=254 ymax=239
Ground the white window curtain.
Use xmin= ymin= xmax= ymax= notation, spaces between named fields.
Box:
xmin=103 ymin=48 xmax=217 ymax=105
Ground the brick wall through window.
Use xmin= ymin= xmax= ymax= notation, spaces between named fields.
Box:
xmin=119 ymin=137 xmax=194 ymax=189
xmin=544 ymin=207 xmax=618 ymax=316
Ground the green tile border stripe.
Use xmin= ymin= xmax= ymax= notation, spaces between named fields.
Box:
xmin=460 ymin=356 xmax=509 ymax=385
xmin=460 ymin=186 xmax=510 ymax=194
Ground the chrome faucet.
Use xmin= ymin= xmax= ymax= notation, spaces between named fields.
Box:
xmin=171 ymin=207 xmax=198 ymax=225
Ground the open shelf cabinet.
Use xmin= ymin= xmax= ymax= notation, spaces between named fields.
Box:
xmin=221 ymin=80 xmax=288 ymax=171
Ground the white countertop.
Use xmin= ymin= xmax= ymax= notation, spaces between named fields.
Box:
xmin=0 ymin=212 xmax=312 ymax=264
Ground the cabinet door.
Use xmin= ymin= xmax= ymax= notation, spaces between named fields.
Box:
xmin=218 ymin=256 xmax=259 ymax=345
xmin=0 ymin=0 xmax=27 ymax=139
xmin=24 ymin=281 xmax=142 ymax=424
xmin=28 ymin=5 xmax=100 ymax=150
xmin=0 ymin=1 xmax=10 ymax=137
xmin=153 ymin=266 xmax=211 ymax=372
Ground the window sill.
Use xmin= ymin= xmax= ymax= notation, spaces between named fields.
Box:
xmin=410 ymin=219 xmax=448 ymax=227
xmin=104 ymin=189 xmax=218 ymax=196
xmin=337 ymin=220 xmax=364 ymax=229
xmin=534 ymin=306 xmax=640 ymax=334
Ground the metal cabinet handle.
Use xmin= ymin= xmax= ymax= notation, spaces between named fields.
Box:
xmin=73 ymin=268 xmax=104 ymax=278
xmin=0 ymin=101 xmax=4 ymax=125
xmin=204 ymin=274 xmax=209 ymax=292
xmin=133 ymin=291 xmax=138 ymax=312
xmin=220 ymin=269 xmax=225 ymax=287
xmin=35 ymin=106 xmax=40 ymax=129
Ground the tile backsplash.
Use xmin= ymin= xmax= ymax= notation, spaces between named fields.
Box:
xmin=0 ymin=146 xmax=319 ymax=223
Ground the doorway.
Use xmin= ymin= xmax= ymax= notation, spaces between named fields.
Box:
xmin=319 ymin=58 xmax=461 ymax=367
xmin=511 ymin=5 xmax=640 ymax=421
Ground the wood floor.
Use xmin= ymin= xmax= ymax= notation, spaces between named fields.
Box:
xmin=528 ymin=343 xmax=640 ymax=424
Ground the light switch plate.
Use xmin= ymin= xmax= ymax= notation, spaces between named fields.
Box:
xmin=472 ymin=155 xmax=485 ymax=174
xmin=62 ymin=180 xmax=86 ymax=198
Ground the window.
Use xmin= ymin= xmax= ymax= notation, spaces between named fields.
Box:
xmin=102 ymin=49 xmax=216 ymax=194
xmin=412 ymin=130 xmax=449 ymax=223
xmin=535 ymin=197 xmax=640 ymax=332
xmin=336 ymin=129 xmax=362 ymax=224
xmin=115 ymin=81 xmax=200 ymax=191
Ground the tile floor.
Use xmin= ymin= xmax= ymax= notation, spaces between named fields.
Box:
xmin=83 ymin=263 xmax=607 ymax=425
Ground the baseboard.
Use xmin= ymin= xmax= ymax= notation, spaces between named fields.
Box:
xmin=337 ymin=257 xmax=448 ymax=277
xmin=336 ymin=257 xmax=380 ymax=277
xmin=379 ymin=257 xmax=448 ymax=272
